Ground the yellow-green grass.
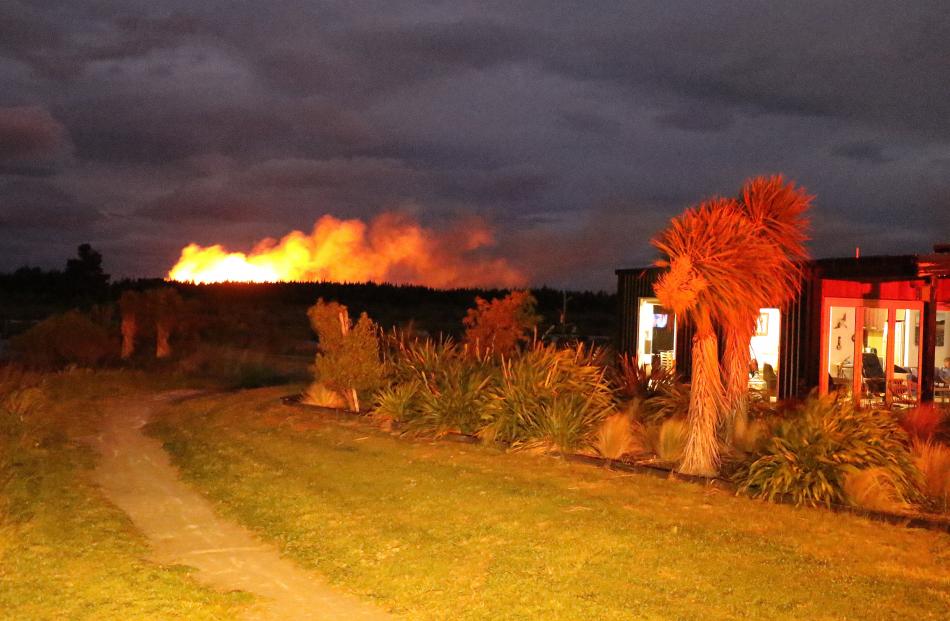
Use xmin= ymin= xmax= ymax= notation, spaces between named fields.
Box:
xmin=150 ymin=387 xmax=950 ymax=620
xmin=0 ymin=370 xmax=250 ymax=620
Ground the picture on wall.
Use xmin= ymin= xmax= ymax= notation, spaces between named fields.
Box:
xmin=755 ymin=312 xmax=769 ymax=336
xmin=939 ymin=319 xmax=946 ymax=347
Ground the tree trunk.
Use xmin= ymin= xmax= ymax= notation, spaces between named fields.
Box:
xmin=120 ymin=314 xmax=137 ymax=359
xmin=156 ymin=322 xmax=172 ymax=359
xmin=722 ymin=320 xmax=755 ymax=443
xmin=679 ymin=327 xmax=723 ymax=476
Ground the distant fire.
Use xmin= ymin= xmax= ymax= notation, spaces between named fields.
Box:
xmin=167 ymin=213 xmax=526 ymax=288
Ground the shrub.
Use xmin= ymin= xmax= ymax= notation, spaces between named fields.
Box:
xmin=595 ymin=411 xmax=644 ymax=460
xmin=843 ymin=467 xmax=913 ymax=513
xmin=308 ymin=300 xmax=384 ymax=411
xmin=898 ymin=405 xmax=944 ymax=441
xmin=11 ymin=311 xmax=115 ymax=369
xmin=462 ymin=290 xmax=540 ymax=356
xmin=911 ymin=439 xmax=950 ymax=512
xmin=655 ymin=418 xmax=688 ymax=463
xmin=479 ymin=343 xmax=614 ymax=452
xmin=738 ymin=393 xmax=919 ymax=507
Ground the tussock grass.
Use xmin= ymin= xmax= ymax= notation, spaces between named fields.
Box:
xmin=912 ymin=439 xmax=950 ymax=512
xmin=656 ymin=417 xmax=688 ymax=463
xmin=594 ymin=411 xmax=643 ymax=460
xmin=843 ymin=467 xmax=913 ymax=514
xmin=151 ymin=387 xmax=950 ymax=621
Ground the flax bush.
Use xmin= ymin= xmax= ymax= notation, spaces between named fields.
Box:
xmin=375 ymin=339 xmax=495 ymax=436
xmin=480 ymin=343 xmax=614 ymax=452
xmin=737 ymin=393 xmax=919 ymax=507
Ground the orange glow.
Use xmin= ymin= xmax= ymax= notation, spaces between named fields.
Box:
xmin=167 ymin=213 xmax=526 ymax=288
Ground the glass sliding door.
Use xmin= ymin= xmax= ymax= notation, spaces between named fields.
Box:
xmin=936 ymin=309 xmax=950 ymax=404
xmin=860 ymin=307 xmax=888 ymax=407
xmin=822 ymin=298 xmax=924 ymax=406
xmin=826 ymin=304 xmax=858 ymax=399
xmin=893 ymin=308 xmax=922 ymax=404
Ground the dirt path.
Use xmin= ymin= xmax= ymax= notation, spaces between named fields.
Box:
xmin=90 ymin=391 xmax=393 ymax=621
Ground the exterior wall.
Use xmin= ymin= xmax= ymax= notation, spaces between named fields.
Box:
xmin=615 ymin=268 xmax=693 ymax=381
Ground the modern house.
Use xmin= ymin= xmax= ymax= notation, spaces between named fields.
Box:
xmin=616 ymin=247 xmax=950 ymax=406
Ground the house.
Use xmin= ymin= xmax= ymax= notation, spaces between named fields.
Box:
xmin=616 ymin=246 xmax=950 ymax=406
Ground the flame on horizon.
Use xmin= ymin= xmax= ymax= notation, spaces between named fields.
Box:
xmin=167 ymin=213 xmax=526 ymax=288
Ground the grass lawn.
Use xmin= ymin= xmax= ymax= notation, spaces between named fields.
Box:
xmin=149 ymin=386 xmax=950 ymax=620
xmin=0 ymin=370 xmax=251 ymax=620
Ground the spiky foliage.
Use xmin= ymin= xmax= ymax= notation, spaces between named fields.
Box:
xmin=308 ymin=299 xmax=384 ymax=412
xmin=653 ymin=198 xmax=773 ymax=475
xmin=480 ymin=343 xmax=614 ymax=452
xmin=911 ymin=439 xmax=950 ymax=512
xmin=372 ymin=380 xmax=421 ymax=425
xmin=722 ymin=176 xmax=812 ymax=434
xmin=738 ymin=393 xmax=919 ymax=507
xmin=463 ymin=290 xmax=541 ymax=356
xmin=652 ymin=177 xmax=813 ymax=475
xmin=639 ymin=380 xmax=691 ymax=425
xmin=614 ymin=355 xmax=680 ymax=401
xmin=377 ymin=338 xmax=494 ymax=436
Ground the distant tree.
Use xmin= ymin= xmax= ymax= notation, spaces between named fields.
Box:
xmin=145 ymin=288 xmax=184 ymax=359
xmin=65 ymin=243 xmax=109 ymax=296
xmin=10 ymin=310 xmax=114 ymax=368
xmin=307 ymin=299 xmax=384 ymax=411
xmin=463 ymin=290 xmax=541 ymax=356
xmin=118 ymin=290 xmax=145 ymax=359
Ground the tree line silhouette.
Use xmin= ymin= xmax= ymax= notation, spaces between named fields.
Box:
xmin=0 ymin=244 xmax=616 ymax=366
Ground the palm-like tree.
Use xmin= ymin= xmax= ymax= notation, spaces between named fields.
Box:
xmin=653 ymin=176 xmax=812 ymax=476
xmin=653 ymin=198 xmax=773 ymax=475
xmin=721 ymin=177 xmax=812 ymax=436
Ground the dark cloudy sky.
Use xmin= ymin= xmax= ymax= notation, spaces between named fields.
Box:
xmin=1 ymin=1 xmax=948 ymax=289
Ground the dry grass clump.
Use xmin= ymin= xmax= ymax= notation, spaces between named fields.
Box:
xmin=302 ymin=382 xmax=347 ymax=409
xmin=843 ymin=467 xmax=913 ymax=514
xmin=595 ymin=411 xmax=645 ymax=460
xmin=911 ymin=439 xmax=950 ymax=512
xmin=656 ymin=418 xmax=688 ymax=463
xmin=732 ymin=418 xmax=772 ymax=454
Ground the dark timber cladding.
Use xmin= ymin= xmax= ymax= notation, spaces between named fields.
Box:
xmin=615 ymin=267 xmax=694 ymax=382
xmin=617 ymin=251 xmax=950 ymax=402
